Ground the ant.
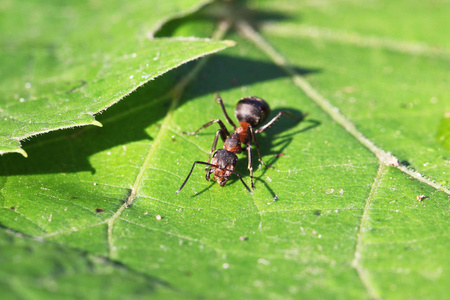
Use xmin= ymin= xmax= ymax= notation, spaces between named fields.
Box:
xmin=176 ymin=94 xmax=303 ymax=194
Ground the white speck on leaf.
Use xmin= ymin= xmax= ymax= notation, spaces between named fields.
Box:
xmin=253 ymin=280 xmax=263 ymax=287
xmin=258 ymin=258 xmax=270 ymax=265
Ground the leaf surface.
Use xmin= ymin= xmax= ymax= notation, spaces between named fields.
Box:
xmin=0 ymin=230 xmax=180 ymax=299
xmin=1 ymin=1 xmax=449 ymax=299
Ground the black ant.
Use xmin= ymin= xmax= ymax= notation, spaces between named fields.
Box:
xmin=176 ymin=94 xmax=303 ymax=194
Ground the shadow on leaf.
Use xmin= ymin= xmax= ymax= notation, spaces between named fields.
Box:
xmin=1 ymin=55 xmax=319 ymax=177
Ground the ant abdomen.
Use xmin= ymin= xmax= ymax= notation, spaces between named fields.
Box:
xmin=235 ymin=96 xmax=270 ymax=127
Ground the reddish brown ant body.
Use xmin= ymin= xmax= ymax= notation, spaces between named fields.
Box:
xmin=176 ymin=94 xmax=301 ymax=194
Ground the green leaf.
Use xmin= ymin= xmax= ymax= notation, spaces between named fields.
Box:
xmin=0 ymin=0 xmax=233 ymax=156
xmin=0 ymin=230 xmax=180 ymax=299
xmin=437 ymin=114 xmax=450 ymax=151
xmin=1 ymin=1 xmax=449 ymax=299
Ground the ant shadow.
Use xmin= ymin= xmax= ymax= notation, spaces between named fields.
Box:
xmin=255 ymin=111 xmax=321 ymax=198
xmin=233 ymin=109 xmax=320 ymax=198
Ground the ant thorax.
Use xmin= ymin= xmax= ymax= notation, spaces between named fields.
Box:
xmin=236 ymin=122 xmax=250 ymax=143
xmin=224 ymin=133 xmax=242 ymax=153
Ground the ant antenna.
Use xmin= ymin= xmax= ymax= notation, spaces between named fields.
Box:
xmin=177 ymin=161 xmax=253 ymax=194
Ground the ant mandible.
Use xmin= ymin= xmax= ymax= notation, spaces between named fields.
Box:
xmin=176 ymin=94 xmax=301 ymax=194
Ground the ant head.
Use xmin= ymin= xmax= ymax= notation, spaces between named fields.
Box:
xmin=212 ymin=149 xmax=238 ymax=169
xmin=235 ymin=96 xmax=271 ymax=127
xmin=210 ymin=149 xmax=239 ymax=186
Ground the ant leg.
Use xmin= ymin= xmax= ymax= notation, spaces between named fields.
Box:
xmin=215 ymin=93 xmax=237 ymax=129
xmin=248 ymin=125 xmax=272 ymax=169
xmin=225 ymin=167 xmax=253 ymax=194
xmin=183 ymin=119 xmax=229 ymax=140
xmin=177 ymin=162 xmax=253 ymax=194
xmin=245 ymin=141 xmax=255 ymax=190
xmin=255 ymin=111 xmax=308 ymax=134
xmin=205 ymin=129 xmax=222 ymax=180
xmin=177 ymin=161 xmax=214 ymax=193
xmin=215 ymin=165 xmax=253 ymax=194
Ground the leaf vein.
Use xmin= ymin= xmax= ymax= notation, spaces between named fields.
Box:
xmin=261 ymin=23 xmax=450 ymax=60
xmin=235 ymin=20 xmax=450 ymax=197
xmin=106 ymin=20 xmax=232 ymax=260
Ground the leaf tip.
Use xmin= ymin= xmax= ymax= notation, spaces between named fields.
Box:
xmin=223 ymin=39 xmax=237 ymax=47
xmin=18 ymin=149 xmax=28 ymax=158
xmin=0 ymin=148 xmax=28 ymax=158
xmin=92 ymin=120 xmax=103 ymax=128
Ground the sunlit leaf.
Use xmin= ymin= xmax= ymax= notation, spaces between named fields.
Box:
xmin=1 ymin=1 xmax=449 ymax=299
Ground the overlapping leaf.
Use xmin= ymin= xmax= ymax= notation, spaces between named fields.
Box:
xmin=0 ymin=0 xmax=232 ymax=156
